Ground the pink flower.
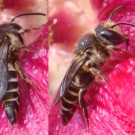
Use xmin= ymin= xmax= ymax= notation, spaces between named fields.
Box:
xmin=0 ymin=1 xmax=48 ymax=135
xmin=49 ymin=0 xmax=135 ymax=135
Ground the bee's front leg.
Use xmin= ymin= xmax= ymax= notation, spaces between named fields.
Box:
xmin=12 ymin=45 xmax=35 ymax=53
xmin=106 ymin=45 xmax=129 ymax=55
xmin=19 ymin=26 xmax=43 ymax=34
xmin=78 ymin=89 xmax=89 ymax=127
xmin=21 ymin=47 xmax=36 ymax=53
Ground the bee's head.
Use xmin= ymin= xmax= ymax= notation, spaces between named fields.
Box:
xmin=0 ymin=23 xmax=24 ymax=44
xmin=95 ymin=21 xmax=129 ymax=46
xmin=95 ymin=6 xmax=135 ymax=47
xmin=0 ymin=12 xmax=46 ymax=34
xmin=0 ymin=12 xmax=45 ymax=44
xmin=0 ymin=23 xmax=22 ymax=32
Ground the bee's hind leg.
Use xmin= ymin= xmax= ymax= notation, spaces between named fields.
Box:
xmin=79 ymin=89 xmax=89 ymax=127
xmin=90 ymin=67 xmax=108 ymax=83
xmin=14 ymin=61 xmax=39 ymax=89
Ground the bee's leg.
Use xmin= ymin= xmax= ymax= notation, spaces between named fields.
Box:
xmin=106 ymin=45 xmax=129 ymax=55
xmin=21 ymin=47 xmax=36 ymax=53
xmin=78 ymin=89 xmax=89 ymax=127
xmin=106 ymin=45 xmax=121 ymax=51
xmin=90 ymin=67 xmax=108 ymax=83
xmin=12 ymin=45 xmax=35 ymax=53
xmin=14 ymin=61 xmax=39 ymax=89
xmin=19 ymin=26 xmax=43 ymax=34
xmin=125 ymin=40 xmax=129 ymax=51
xmin=19 ymin=46 xmax=35 ymax=53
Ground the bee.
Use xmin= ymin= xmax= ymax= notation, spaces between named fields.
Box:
xmin=54 ymin=6 xmax=135 ymax=126
xmin=0 ymin=12 xmax=45 ymax=125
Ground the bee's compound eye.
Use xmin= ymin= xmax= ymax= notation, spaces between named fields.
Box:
xmin=100 ymin=30 xmax=125 ymax=45
xmin=9 ymin=23 xmax=22 ymax=31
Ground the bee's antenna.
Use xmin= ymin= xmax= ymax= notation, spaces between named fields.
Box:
xmin=112 ymin=22 xmax=135 ymax=28
xmin=109 ymin=6 xmax=135 ymax=28
xmin=109 ymin=6 xmax=125 ymax=21
xmin=11 ymin=13 xmax=46 ymax=22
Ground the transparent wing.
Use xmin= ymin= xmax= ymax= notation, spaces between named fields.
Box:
xmin=54 ymin=55 xmax=87 ymax=104
xmin=0 ymin=41 xmax=9 ymax=99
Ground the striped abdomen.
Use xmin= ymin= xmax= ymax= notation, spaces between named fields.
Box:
xmin=61 ymin=84 xmax=79 ymax=126
xmin=61 ymin=67 xmax=94 ymax=125
xmin=2 ymin=63 xmax=19 ymax=125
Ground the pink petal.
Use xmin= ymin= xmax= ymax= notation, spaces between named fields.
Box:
xmin=49 ymin=0 xmax=135 ymax=134
xmin=0 ymin=1 xmax=48 ymax=135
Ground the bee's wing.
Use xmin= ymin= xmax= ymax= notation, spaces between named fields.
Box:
xmin=54 ymin=55 xmax=87 ymax=104
xmin=0 ymin=42 xmax=9 ymax=99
